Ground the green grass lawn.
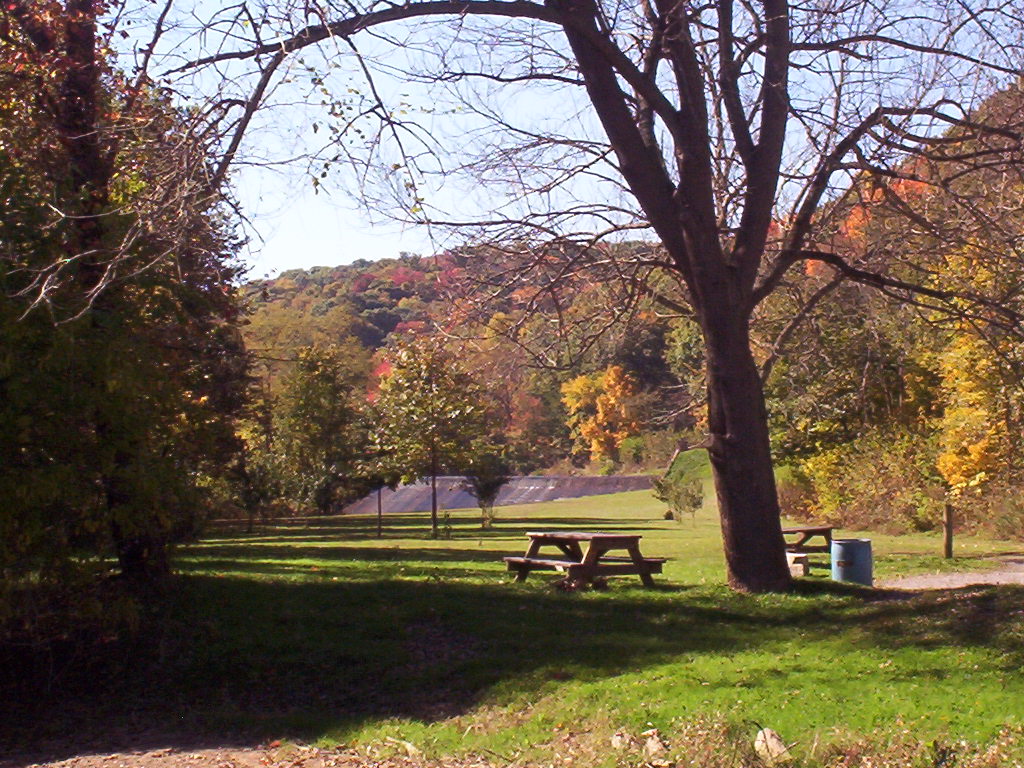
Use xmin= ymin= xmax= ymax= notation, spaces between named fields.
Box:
xmin=9 ymin=488 xmax=1024 ymax=766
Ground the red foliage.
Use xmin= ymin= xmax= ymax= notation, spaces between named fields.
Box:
xmin=388 ymin=265 xmax=425 ymax=287
xmin=351 ymin=272 xmax=374 ymax=293
xmin=393 ymin=319 xmax=427 ymax=335
xmin=365 ymin=358 xmax=392 ymax=403
xmin=436 ymin=266 xmax=464 ymax=287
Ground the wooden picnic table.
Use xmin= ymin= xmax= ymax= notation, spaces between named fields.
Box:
xmin=503 ymin=531 xmax=665 ymax=587
xmin=782 ymin=525 xmax=833 ymax=553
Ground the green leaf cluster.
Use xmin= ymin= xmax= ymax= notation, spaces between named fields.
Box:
xmin=370 ymin=336 xmax=493 ymax=483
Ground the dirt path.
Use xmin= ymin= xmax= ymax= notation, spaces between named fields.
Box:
xmin=7 ymin=743 xmax=496 ymax=768
xmin=876 ymin=555 xmax=1024 ymax=590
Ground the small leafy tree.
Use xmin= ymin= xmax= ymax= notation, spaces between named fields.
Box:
xmin=463 ymin=446 xmax=512 ymax=529
xmin=652 ymin=474 xmax=704 ymax=523
xmin=274 ymin=343 xmax=370 ymax=514
xmin=356 ymin=440 xmax=404 ymax=537
xmin=371 ymin=337 xmax=492 ymax=537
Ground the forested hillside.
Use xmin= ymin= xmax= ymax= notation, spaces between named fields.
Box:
xmin=239 ymin=250 xmax=691 ymax=485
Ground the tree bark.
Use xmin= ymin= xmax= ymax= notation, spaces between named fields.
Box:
xmin=702 ymin=308 xmax=791 ymax=592
xmin=943 ymin=502 xmax=954 ymax=559
xmin=430 ymin=441 xmax=439 ymax=538
xmin=377 ymin=486 xmax=383 ymax=537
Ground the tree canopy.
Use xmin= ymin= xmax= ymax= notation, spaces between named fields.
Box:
xmin=0 ymin=1 xmax=249 ymax=641
xmin=371 ymin=336 xmax=495 ymax=537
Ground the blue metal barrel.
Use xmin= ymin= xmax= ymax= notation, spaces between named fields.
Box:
xmin=831 ymin=538 xmax=873 ymax=586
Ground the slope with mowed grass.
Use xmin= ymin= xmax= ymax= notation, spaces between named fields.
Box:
xmin=8 ymin=487 xmax=1024 ymax=766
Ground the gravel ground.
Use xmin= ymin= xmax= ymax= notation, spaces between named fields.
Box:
xmin=877 ymin=555 xmax=1024 ymax=590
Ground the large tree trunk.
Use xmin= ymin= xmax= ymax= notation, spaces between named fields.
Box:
xmin=553 ymin=2 xmax=791 ymax=590
xmin=52 ymin=1 xmax=171 ymax=581
xmin=703 ymin=310 xmax=791 ymax=592
xmin=111 ymin=519 xmax=171 ymax=581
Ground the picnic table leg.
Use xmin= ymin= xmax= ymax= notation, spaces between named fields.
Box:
xmin=514 ymin=538 xmax=544 ymax=582
xmin=570 ymin=542 xmax=605 ymax=586
xmin=556 ymin=541 xmax=585 ymax=561
xmin=626 ymin=544 xmax=656 ymax=587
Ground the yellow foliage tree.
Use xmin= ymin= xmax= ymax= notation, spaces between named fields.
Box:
xmin=933 ymin=249 xmax=1022 ymax=494
xmin=561 ymin=365 xmax=641 ymax=463
xmin=934 ymin=331 xmax=1008 ymax=492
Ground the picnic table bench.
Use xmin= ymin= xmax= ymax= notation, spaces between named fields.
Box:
xmin=782 ymin=525 xmax=833 ymax=553
xmin=503 ymin=531 xmax=665 ymax=587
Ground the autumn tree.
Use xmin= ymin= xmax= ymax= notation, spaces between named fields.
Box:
xmin=177 ymin=1 xmax=1024 ymax=590
xmin=451 ymin=308 xmax=574 ymax=472
xmin=754 ymin=81 xmax=1024 ymax=536
xmin=463 ymin=447 xmax=512 ymax=529
xmin=561 ymin=365 xmax=642 ymax=464
xmin=370 ymin=336 xmax=494 ymax=537
xmin=929 ymin=246 xmax=1024 ymax=511
xmin=0 ymin=1 xmax=249 ymax=591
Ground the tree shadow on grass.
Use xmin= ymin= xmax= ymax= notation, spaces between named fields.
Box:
xmin=854 ymin=583 xmax=1024 ymax=655
xmin=0 ymin=576 xmax=790 ymax=761
xmin=2 ymin=581 xmax=712 ymax=761
xmin=181 ymin=544 xmax=516 ymax=566
xmin=206 ymin=514 xmax=664 ymax=545
xmin=5 ymin=577 xmax=1024 ymax=765
xmin=175 ymin=559 xmax=502 ymax=581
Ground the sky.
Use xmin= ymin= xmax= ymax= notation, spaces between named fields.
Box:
xmin=152 ymin=3 xmax=608 ymax=281
xmin=235 ymin=171 xmax=435 ymax=280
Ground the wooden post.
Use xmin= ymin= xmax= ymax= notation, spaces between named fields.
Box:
xmin=430 ymin=440 xmax=438 ymax=538
xmin=376 ymin=486 xmax=383 ymax=538
xmin=943 ymin=502 xmax=954 ymax=559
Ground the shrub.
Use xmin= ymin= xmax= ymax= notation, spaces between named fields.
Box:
xmin=652 ymin=474 xmax=704 ymax=522
xmin=799 ymin=429 xmax=945 ymax=532
xmin=776 ymin=466 xmax=815 ymax=520
xmin=953 ymin=471 xmax=1024 ymax=539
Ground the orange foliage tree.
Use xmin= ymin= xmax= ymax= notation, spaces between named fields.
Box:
xmin=561 ymin=365 xmax=641 ymax=464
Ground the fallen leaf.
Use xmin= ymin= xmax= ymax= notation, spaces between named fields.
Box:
xmin=643 ymin=730 xmax=667 ymax=757
xmin=754 ymin=728 xmax=793 ymax=765
xmin=384 ymin=736 xmax=421 ymax=758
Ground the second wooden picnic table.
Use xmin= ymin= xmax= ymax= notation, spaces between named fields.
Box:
xmin=781 ymin=525 xmax=834 ymax=553
xmin=503 ymin=531 xmax=665 ymax=587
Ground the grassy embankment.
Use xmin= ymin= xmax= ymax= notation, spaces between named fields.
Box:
xmin=9 ymin=461 xmax=1024 ymax=766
